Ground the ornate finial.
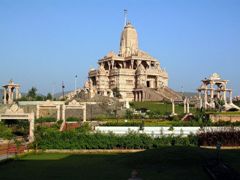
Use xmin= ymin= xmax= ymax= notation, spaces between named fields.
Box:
xmin=124 ymin=9 xmax=128 ymax=26
xmin=210 ymin=73 xmax=221 ymax=80
xmin=9 ymin=79 xmax=13 ymax=84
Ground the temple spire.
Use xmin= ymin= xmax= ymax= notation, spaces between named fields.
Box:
xmin=124 ymin=9 xmax=128 ymax=26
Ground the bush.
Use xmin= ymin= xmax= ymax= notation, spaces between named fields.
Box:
xmin=197 ymin=127 xmax=240 ymax=146
xmin=35 ymin=117 xmax=57 ymax=123
xmin=0 ymin=123 xmax=13 ymax=140
xmin=66 ymin=117 xmax=80 ymax=122
xmin=33 ymin=127 xmax=198 ymax=149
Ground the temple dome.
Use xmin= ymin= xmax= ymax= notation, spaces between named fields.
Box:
xmin=119 ymin=22 xmax=138 ymax=57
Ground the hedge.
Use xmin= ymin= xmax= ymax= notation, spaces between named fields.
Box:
xmin=33 ymin=126 xmax=198 ymax=149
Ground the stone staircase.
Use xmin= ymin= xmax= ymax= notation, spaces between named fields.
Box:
xmin=140 ymin=87 xmax=182 ymax=102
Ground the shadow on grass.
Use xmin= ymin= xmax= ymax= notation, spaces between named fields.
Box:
xmin=0 ymin=147 xmax=239 ymax=180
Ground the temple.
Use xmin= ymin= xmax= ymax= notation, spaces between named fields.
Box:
xmin=85 ymin=22 xmax=181 ymax=101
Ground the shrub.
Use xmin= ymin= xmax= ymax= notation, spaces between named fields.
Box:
xmin=0 ymin=123 xmax=13 ymax=140
xmin=66 ymin=117 xmax=80 ymax=122
xmin=35 ymin=117 xmax=57 ymax=123
xmin=197 ymin=127 xmax=240 ymax=146
xmin=33 ymin=127 xmax=198 ymax=149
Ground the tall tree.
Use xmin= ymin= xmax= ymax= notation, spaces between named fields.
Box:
xmin=46 ymin=93 xmax=52 ymax=100
xmin=27 ymin=87 xmax=37 ymax=99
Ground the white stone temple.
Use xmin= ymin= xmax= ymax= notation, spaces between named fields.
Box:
xmin=85 ymin=21 xmax=181 ymax=102
xmin=197 ymin=73 xmax=240 ymax=111
xmin=2 ymin=80 xmax=21 ymax=104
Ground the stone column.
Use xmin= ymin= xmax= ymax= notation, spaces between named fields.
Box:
xmin=187 ymin=99 xmax=190 ymax=114
xmin=29 ymin=113 xmax=35 ymax=142
xmin=204 ymin=89 xmax=207 ymax=109
xmin=3 ymin=88 xmax=7 ymax=104
xmin=83 ymin=103 xmax=86 ymax=122
xmin=198 ymin=91 xmax=201 ymax=99
xmin=57 ymin=105 xmax=60 ymax=121
xmin=15 ymin=87 xmax=18 ymax=99
xmin=123 ymin=62 xmax=126 ymax=68
xmin=229 ymin=90 xmax=233 ymax=104
xmin=136 ymin=92 xmax=139 ymax=102
xmin=223 ymin=90 xmax=227 ymax=104
xmin=11 ymin=88 xmax=14 ymax=103
xmin=171 ymin=99 xmax=176 ymax=115
xmin=131 ymin=60 xmax=134 ymax=69
xmin=36 ymin=105 xmax=40 ymax=119
xmin=199 ymin=97 xmax=203 ymax=109
xmin=139 ymin=92 xmax=142 ymax=102
xmin=8 ymin=87 xmax=12 ymax=104
xmin=183 ymin=98 xmax=187 ymax=113
xmin=62 ymin=105 xmax=66 ymax=122
xmin=210 ymin=83 xmax=214 ymax=99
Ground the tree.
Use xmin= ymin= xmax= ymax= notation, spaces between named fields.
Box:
xmin=46 ymin=93 xmax=53 ymax=100
xmin=112 ymin=87 xmax=122 ymax=98
xmin=27 ymin=87 xmax=37 ymax=99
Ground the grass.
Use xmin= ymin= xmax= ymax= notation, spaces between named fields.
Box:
xmin=0 ymin=147 xmax=239 ymax=180
xmin=131 ymin=101 xmax=197 ymax=115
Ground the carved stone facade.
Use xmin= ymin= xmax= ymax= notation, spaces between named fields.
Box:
xmin=87 ymin=22 xmax=175 ymax=101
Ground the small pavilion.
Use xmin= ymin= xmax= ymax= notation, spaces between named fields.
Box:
xmin=2 ymin=80 xmax=21 ymax=104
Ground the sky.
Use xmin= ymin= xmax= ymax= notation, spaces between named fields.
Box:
xmin=0 ymin=0 xmax=240 ymax=95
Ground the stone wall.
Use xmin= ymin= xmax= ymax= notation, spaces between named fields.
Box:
xmin=16 ymin=103 xmax=126 ymax=120
xmin=210 ymin=114 xmax=240 ymax=122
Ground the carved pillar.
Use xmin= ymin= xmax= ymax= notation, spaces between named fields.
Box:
xmin=229 ymin=90 xmax=233 ymax=104
xmin=199 ymin=97 xmax=203 ymax=109
xmin=139 ymin=92 xmax=142 ymax=102
xmin=29 ymin=113 xmax=35 ymax=142
xmin=198 ymin=91 xmax=201 ymax=99
xmin=3 ymin=88 xmax=7 ymax=104
xmin=223 ymin=90 xmax=227 ymax=104
xmin=83 ymin=103 xmax=86 ymax=122
xmin=184 ymin=98 xmax=187 ymax=113
xmin=210 ymin=83 xmax=214 ymax=99
xmin=187 ymin=99 xmax=190 ymax=114
xmin=62 ymin=105 xmax=66 ymax=122
xmin=57 ymin=105 xmax=60 ymax=121
xmin=204 ymin=89 xmax=207 ymax=109
xmin=171 ymin=99 xmax=176 ymax=115
xmin=131 ymin=60 xmax=134 ymax=69
xmin=36 ymin=105 xmax=40 ymax=119
xmin=8 ymin=87 xmax=12 ymax=104
xmin=15 ymin=87 xmax=19 ymax=99
xmin=123 ymin=62 xmax=126 ymax=68
xmin=111 ymin=60 xmax=114 ymax=69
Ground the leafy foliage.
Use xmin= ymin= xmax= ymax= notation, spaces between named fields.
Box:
xmin=33 ymin=126 xmax=198 ymax=149
xmin=112 ymin=88 xmax=122 ymax=98
xmin=66 ymin=117 xmax=80 ymax=122
xmin=0 ymin=123 xmax=13 ymax=140
xmin=198 ymin=127 xmax=240 ymax=146
xmin=35 ymin=117 xmax=57 ymax=123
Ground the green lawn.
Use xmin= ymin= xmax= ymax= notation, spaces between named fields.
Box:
xmin=0 ymin=147 xmax=239 ymax=180
xmin=132 ymin=101 xmax=196 ymax=115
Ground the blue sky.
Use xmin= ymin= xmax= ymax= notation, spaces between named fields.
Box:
xmin=0 ymin=0 xmax=240 ymax=95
